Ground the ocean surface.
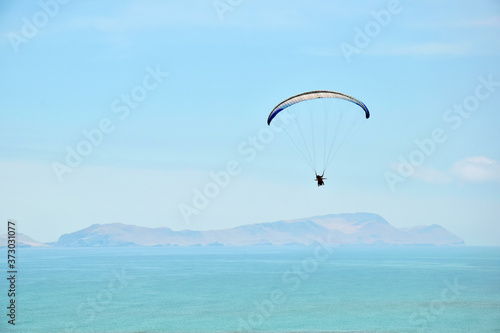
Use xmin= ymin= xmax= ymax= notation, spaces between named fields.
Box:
xmin=1 ymin=245 xmax=499 ymax=333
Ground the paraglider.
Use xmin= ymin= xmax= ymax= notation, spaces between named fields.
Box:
xmin=267 ymin=90 xmax=370 ymax=186
xmin=315 ymin=173 xmax=326 ymax=187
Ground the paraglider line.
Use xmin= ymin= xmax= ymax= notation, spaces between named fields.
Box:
xmin=293 ymin=114 xmax=317 ymax=173
xmin=282 ymin=125 xmax=317 ymax=174
xmin=322 ymin=111 xmax=343 ymax=175
xmin=310 ymin=110 xmax=317 ymax=172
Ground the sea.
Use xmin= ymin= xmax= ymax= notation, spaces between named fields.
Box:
xmin=1 ymin=245 xmax=499 ymax=333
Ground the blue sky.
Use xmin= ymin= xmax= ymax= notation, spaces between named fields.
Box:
xmin=0 ymin=0 xmax=499 ymax=244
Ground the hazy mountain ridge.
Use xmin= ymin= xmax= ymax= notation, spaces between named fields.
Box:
xmin=0 ymin=213 xmax=465 ymax=247
xmin=0 ymin=233 xmax=49 ymax=248
xmin=53 ymin=213 xmax=464 ymax=247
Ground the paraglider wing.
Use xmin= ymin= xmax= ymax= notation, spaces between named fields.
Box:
xmin=267 ymin=90 xmax=370 ymax=126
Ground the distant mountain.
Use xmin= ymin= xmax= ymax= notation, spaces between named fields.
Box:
xmin=0 ymin=233 xmax=48 ymax=248
xmin=54 ymin=213 xmax=465 ymax=247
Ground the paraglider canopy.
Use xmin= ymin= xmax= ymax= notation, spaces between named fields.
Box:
xmin=267 ymin=90 xmax=370 ymax=125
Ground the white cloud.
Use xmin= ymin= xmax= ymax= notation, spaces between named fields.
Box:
xmin=368 ymin=41 xmax=476 ymax=56
xmin=412 ymin=165 xmax=453 ymax=184
xmin=403 ymin=156 xmax=500 ymax=185
xmin=65 ymin=0 xmax=322 ymax=33
xmin=306 ymin=40 xmax=492 ymax=59
xmin=449 ymin=16 xmax=500 ymax=28
xmin=451 ymin=156 xmax=500 ymax=183
xmin=68 ymin=0 xmax=214 ymax=32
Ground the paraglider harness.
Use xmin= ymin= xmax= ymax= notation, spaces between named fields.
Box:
xmin=315 ymin=173 xmax=326 ymax=187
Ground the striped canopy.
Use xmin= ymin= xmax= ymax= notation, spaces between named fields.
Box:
xmin=267 ymin=90 xmax=370 ymax=125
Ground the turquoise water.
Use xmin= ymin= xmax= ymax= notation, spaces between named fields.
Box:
xmin=1 ymin=246 xmax=499 ymax=333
